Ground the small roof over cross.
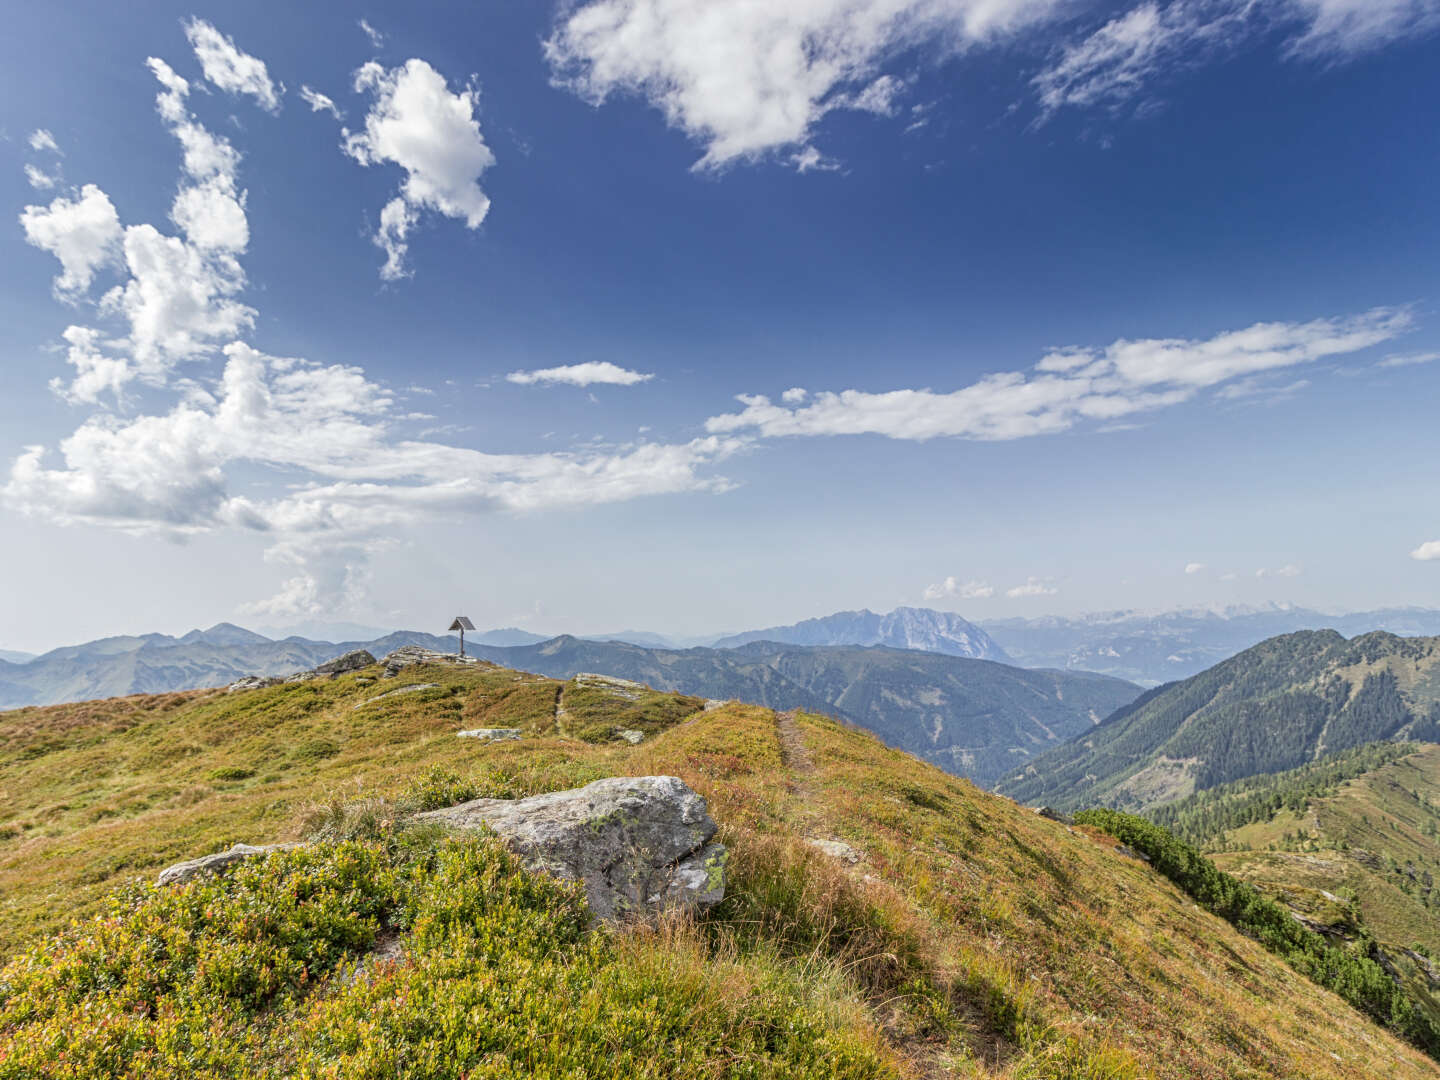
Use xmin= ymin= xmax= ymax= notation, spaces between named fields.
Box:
xmin=448 ymin=616 xmax=475 ymax=632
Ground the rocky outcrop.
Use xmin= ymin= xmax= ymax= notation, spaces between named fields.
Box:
xmin=158 ymin=842 xmax=300 ymax=886
xmin=315 ymin=649 xmax=376 ymax=676
xmin=416 ymin=775 xmax=726 ymax=921
xmin=379 ymin=646 xmax=482 ymax=678
xmin=226 ymin=675 xmax=281 ymax=693
xmin=571 ymin=672 xmax=646 ymax=700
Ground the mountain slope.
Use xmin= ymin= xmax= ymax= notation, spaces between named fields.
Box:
xmin=714 ymin=606 xmax=1010 ymax=661
xmin=982 ymin=605 xmax=1440 ymax=686
xmin=1 ymin=657 xmax=1436 ymax=1077
xmin=469 ymin=636 xmax=1139 ymax=784
xmin=998 ymin=630 xmax=1440 ymax=811
xmin=1141 ymin=741 xmax=1440 ymax=1031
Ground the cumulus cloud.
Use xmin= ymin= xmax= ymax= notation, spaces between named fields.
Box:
xmin=19 ymin=184 xmax=123 ymax=298
xmin=344 ymin=59 xmax=495 ymax=280
xmin=1006 ymin=577 xmax=1058 ymax=597
xmin=300 ymin=85 xmax=343 ymax=118
xmin=706 ymin=307 xmax=1409 ymax=441
xmin=6 ymin=342 xmax=740 ymax=609
xmin=29 ymin=129 xmax=61 ymax=154
xmin=924 ymin=576 xmax=995 ymax=600
xmin=1410 ymin=541 xmax=1440 ymax=562
xmin=506 ymin=362 xmax=653 ymax=387
xmin=545 ymin=0 xmax=1065 ymax=170
xmin=184 ymin=18 xmax=282 ymax=112
xmin=1184 ymin=561 xmax=1206 ymax=574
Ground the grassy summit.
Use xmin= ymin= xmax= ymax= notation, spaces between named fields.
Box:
xmin=1 ymin=657 xmax=1437 ymax=1077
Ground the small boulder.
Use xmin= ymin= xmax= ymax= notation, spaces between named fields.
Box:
xmin=1033 ymin=806 xmax=1071 ymax=824
xmin=315 ymin=649 xmax=377 ymax=676
xmin=457 ymin=727 xmax=521 ymax=742
xmin=617 ymin=729 xmax=645 ymax=745
xmin=158 ymin=842 xmax=300 ymax=886
xmin=416 ymin=775 xmax=725 ymax=921
xmin=226 ymin=675 xmax=281 ymax=693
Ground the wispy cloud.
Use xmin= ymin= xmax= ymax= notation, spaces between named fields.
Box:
xmin=299 ymin=85 xmax=343 ymax=119
xmin=507 ymin=362 xmax=654 ymax=387
xmin=924 ymin=576 xmax=995 ymax=600
xmin=1006 ymin=577 xmax=1058 ymax=597
xmin=359 ymin=18 xmax=386 ymax=49
xmin=1377 ymin=350 xmax=1439 ymax=368
xmin=1255 ymin=563 xmax=1302 ymax=577
xmin=706 ymin=308 xmax=1408 ymax=441
xmin=1184 ymin=561 xmax=1206 ymax=574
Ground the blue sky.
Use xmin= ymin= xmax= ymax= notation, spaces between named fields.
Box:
xmin=2 ymin=0 xmax=1439 ymax=651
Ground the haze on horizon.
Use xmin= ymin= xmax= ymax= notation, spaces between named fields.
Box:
xmin=2 ymin=0 xmax=1439 ymax=655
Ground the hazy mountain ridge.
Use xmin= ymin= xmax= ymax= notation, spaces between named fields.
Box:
xmin=464 ymin=635 xmax=1138 ymax=785
xmin=998 ymin=629 xmax=1440 ymax=811
xmin=981 ymin=605 xmax=1440 ymax=686
xmin=713 ymin=606 xmax=1010 ymax=660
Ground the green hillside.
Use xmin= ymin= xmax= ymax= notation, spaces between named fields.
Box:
xmin=471 ymin=635 xmax=1141 ymax=784
xmin=998 ymin=630 xmax=1440 ymax=811
xmin=2 ymin=655 xmax=1438 ymax=1077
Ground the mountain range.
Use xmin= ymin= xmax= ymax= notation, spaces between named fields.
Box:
xmin=980 ymin=604 xmax=1440 ymax=686
xmin=463 ymin=635 xmax=1137 ymax=784
xmin=711 ymin=606 xmax=1009 ymax=660
xmin=998 ymin=629 xmax=1440 ymax=811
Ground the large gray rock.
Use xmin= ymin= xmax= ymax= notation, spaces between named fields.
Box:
xmin=158 ymin=842 xmax=300 ymax=886
xmin=315 ymin=649 xmax=377 ymax=676
xmin=226 ymin=675 xmax=281 ymax=693
xmin=416 ymin=775 xmax=726 ymax=921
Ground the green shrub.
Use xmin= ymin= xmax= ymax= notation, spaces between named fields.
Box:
xmin=397 ymin=764 xmax=477 ymax=811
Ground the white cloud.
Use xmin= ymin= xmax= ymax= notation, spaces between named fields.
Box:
xmin=360 ymin=18 xmax=386 ymax=49
xmin=1411 ymin=541 xmax=1440 ymax=562
xmin=924 ymin=576 xmax=995 ymax=600
xmin=780 ymin=387 xmax=808 ymax=404
xmin=1035 ymin=0 xmax=1440 ymax=118
xmin=1378 ymin=351 xmax=1440 ymax=368
xmin=1184 ymin=561 xmax=1206 ymax=574
xmin=19 ymin=184 xmax=123 ymax=298
xmin=49 ymin=326 xmax=133 ymax=405
xmin=184 ymin=18 xmax=282 ymax=112
xmin=545 ymin=0 xmax=1065 ymax=170
xmin=6 ymin=343 xmax=740 ymax=610
xmin=300 ymin=85 xmax=343 ymax=119
xmin=1286 ymin=0 xmax=1440 ymax=57
xmin=1006 ymin=577 xmax=1058 ymax=597
xmin=506 ymin=361 xmax=654 ymax=387
xmin=24 ymin=165 xmax=59 ymax=190
xmin=1033 ymin=1 xmax=1257 ymax=116
xmin=1216 ymin=375 xmax=1309 ymax=401
xmin=706 ymin=307 xmax=1408 ymax=441
xmin=344 ymin=59 xmax=494 ymax=280
xmin=1256 ymin=564 xmax=1302 ymax=577
xmin=28 ymin=129 xmax=61 ymax=154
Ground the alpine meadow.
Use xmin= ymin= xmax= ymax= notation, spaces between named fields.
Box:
xmin=3 ymin=3 xmax=1440 ymax=1078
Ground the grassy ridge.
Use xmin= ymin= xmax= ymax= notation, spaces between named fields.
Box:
xmin=3 ymin=660 xmax=1439 ymax=1077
